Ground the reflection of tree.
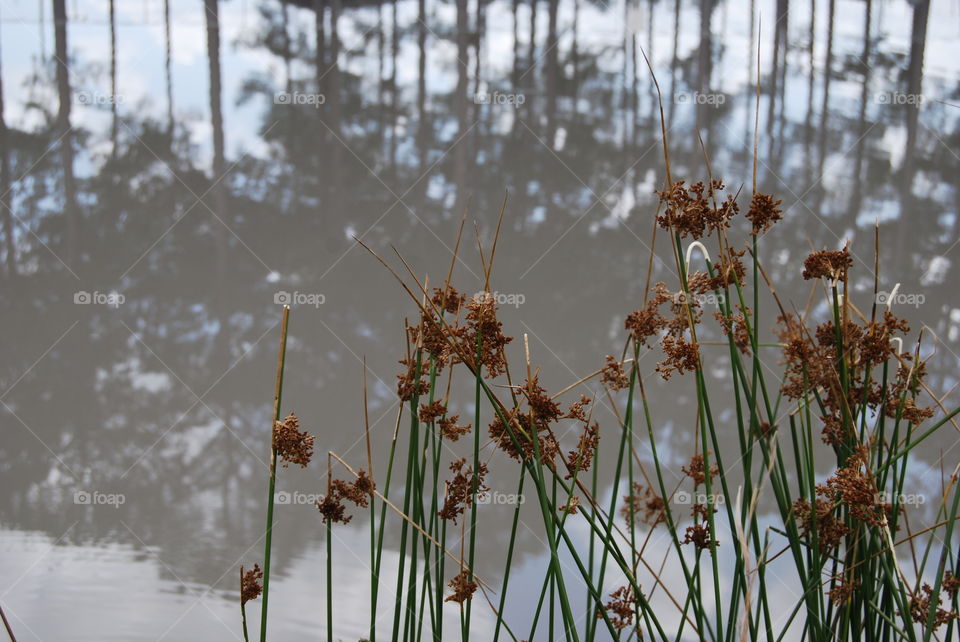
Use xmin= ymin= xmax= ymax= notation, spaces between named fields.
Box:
xmin=53 ymin=0 xmax=77 ymax=264
xmin=0 ymin=10 xmax=15 ymax=277
xmin=0 ymin=0 xmax=958 ymax=591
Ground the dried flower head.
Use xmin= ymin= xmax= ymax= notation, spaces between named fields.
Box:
xmin=240 ymin=564 xmax=263 ymax=605
xmin=438 ymin=414 xmax=472 ymax=441
xmin=564 ymin=396 xmax=592 ymax=423
xmin=432 ymin=285 xmax=466 ymax=315
xmin=599 ymin=585 xmax=638 ymax=631
xmin=793 ymin=497 xmax=849 ymax=549
xmin=655 ymin=180 xmax=738 ymax=239
xmin=818 ymin=455 xmax=887 ymax=527
xmin=565 ymin=422 xmax=600 ymax=479
xmin=828 ymin=577 xmax=860 ymax=605
xmin=682 ymin=453 xmax=718 ymax=488
xmin=460 ymin=292 xmax=513 ymax=377
xmin=621 ymin=482 xmax=666 ymax=527
xmin=445 ymin=570 xmax=478 ymax=604
xmin=317 ymin=471 xmax=376 ymax=524
xmin=682 ymin=523 xmax=716 ymax=550
xmin=317 ymin=492 xmax=351 ymax=524
xmin=396 ymin=357 xmax=429 ymax=401
xmin=624 ymin=284 xmax=670 ymax=348
xmin=802 ymin=248 xmax=852 ymax=282
xmin=745 ymin=192 xmax=783 ymax=235
xmin=438 ymin=458 xmax=489 ymax=523
xmin=656 ymin=335 xmax=700 ymax=380
xmin=331 ymin=470 xmax=376 ymax=508
xmin=273 ymin=413 xmax=315 ymax=468
xmin=944 ymin=571 xmax=960 ymax=600
xmin=560 ymin=495 xmax=580 ymax=514
xmin=419 ymin=401 xmax=447 ymax=423
xmin=714 ymin=306 xmax=752 ymax=355
xmin=906 ymin=583 xmax=958 ymax=630
xmin=601 ymin=355 xmax=630 ymax=390
xmin=490 ymin=378 xmax=564 ymax=464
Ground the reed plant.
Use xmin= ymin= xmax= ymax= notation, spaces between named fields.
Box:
xmin=237 ymin=87 xmax=960 ymax=642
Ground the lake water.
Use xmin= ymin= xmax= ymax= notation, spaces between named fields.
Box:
xmin=0 ymin=0 xmax=958 ymax=639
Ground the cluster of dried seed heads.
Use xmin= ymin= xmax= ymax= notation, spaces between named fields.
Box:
xmin=273 ymin=412 xmax=314 ymax=468
xmin=438 ymin=458 xmax=489 ymax=523
xmin=317 ymin=470 xmax=376 ymax=525
xmin=240 ymin=564 xmax=263 ymax=606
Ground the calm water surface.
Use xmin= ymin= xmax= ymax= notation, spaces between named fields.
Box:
xmin=0 ymin=0 xmax=958 ymax=639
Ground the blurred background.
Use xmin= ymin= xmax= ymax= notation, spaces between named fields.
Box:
xmin=0 ymin=0 xmax=958 ymax=639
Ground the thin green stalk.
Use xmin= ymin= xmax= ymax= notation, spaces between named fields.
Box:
xmin=326 ymin=514 xmax=333 ymax=641
xmin=259 ymin=305 xmax=290 ymax=642
xmin=493 ymin=467 xmax=526 ymax=642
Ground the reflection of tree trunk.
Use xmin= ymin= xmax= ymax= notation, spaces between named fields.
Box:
xmin=109 ymin=0 xmax=118 ymax=158
xmin=620 ymin=0 xmax=628 ymax=143
xmin=744 ymin=0 xmax=754 ymax=137
xmin=204 ymin=0 xmax=227 ymax=280
xmin=281 ymin=0 xmax=300 ymax=207
xmin=668 ymin=0 xmax=681 ymax=128
xmin=53 ymin=0 xmax=76 ymax=264
xmin=0 ymin=20 xmax=15 ymax=277
xmin=329 ymin=0 xmax=344 ymax=215
xmin=898 ymin=0 xmax=929 ymax=261
xmin=571 ymin=0 xmax=579 ymax=117
xmin=545 ymin=0 xmax=558 ymax=144
xmin=39 ymin=1 xmax=47 ymax=61
xmin=528 ymin=0 xmax=537 ymax=76
xmin=377 ymin=0 xmax=385 ymax=159
xmin=417 ymin=0 xmax=427 ymax=199
xmin=314 ymin=0 xmax=326 ymax=77
xmin=512 ymin=0 xmax=520 ymax=86
xmin=454 ymin=0 xmax=469 ymax=215
xmin=697 ymin=0 xmax=713 ymax=147
xmin=645 ymin=0 xmax=653 ymax=116
xmin=847 ymin=0 xmax=871 ymax=219
xmin=804 ymin=0 xmax=815 ymax=188
xmin=815 ymin=0 xmax=835 ymax=210
xmin=313 ymin=0 xmax=326 ymax=209
xmin=282 ymin=0 xmax=292 ymax=95
xmin=631 ymin=31 xmax=638 ymax=146
xmin=697 ymin=0 xmax=711 ymax=93
xmin=904 ymin=0 xmax=928 ymax=169
xmin=767 ymin=0 xmax=788 ymax=128
xmin=164 ymin=0 xmax=174 ymax=136
xmin=767 ymin=0 xmax=788 ymax=164
xmin=390 ymin=0 xmax=399 ymax=175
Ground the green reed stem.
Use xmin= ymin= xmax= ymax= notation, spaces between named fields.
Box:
xmin=326 ymin=514 xmax=333 ymax=641
xmin=493 ymin=467 xmax=526 ymax=642
xmin=259 ymin=305 xmax=289 ymax=642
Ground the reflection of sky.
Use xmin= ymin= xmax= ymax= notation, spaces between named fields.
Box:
xmin=3 ymin=0 xmax=959 ymax=172
xmin=1 ymin=1 xmax=959 ymax=639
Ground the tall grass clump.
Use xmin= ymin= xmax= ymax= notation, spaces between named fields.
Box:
xmin=236 ymin=96 xmax=960 ymax=642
